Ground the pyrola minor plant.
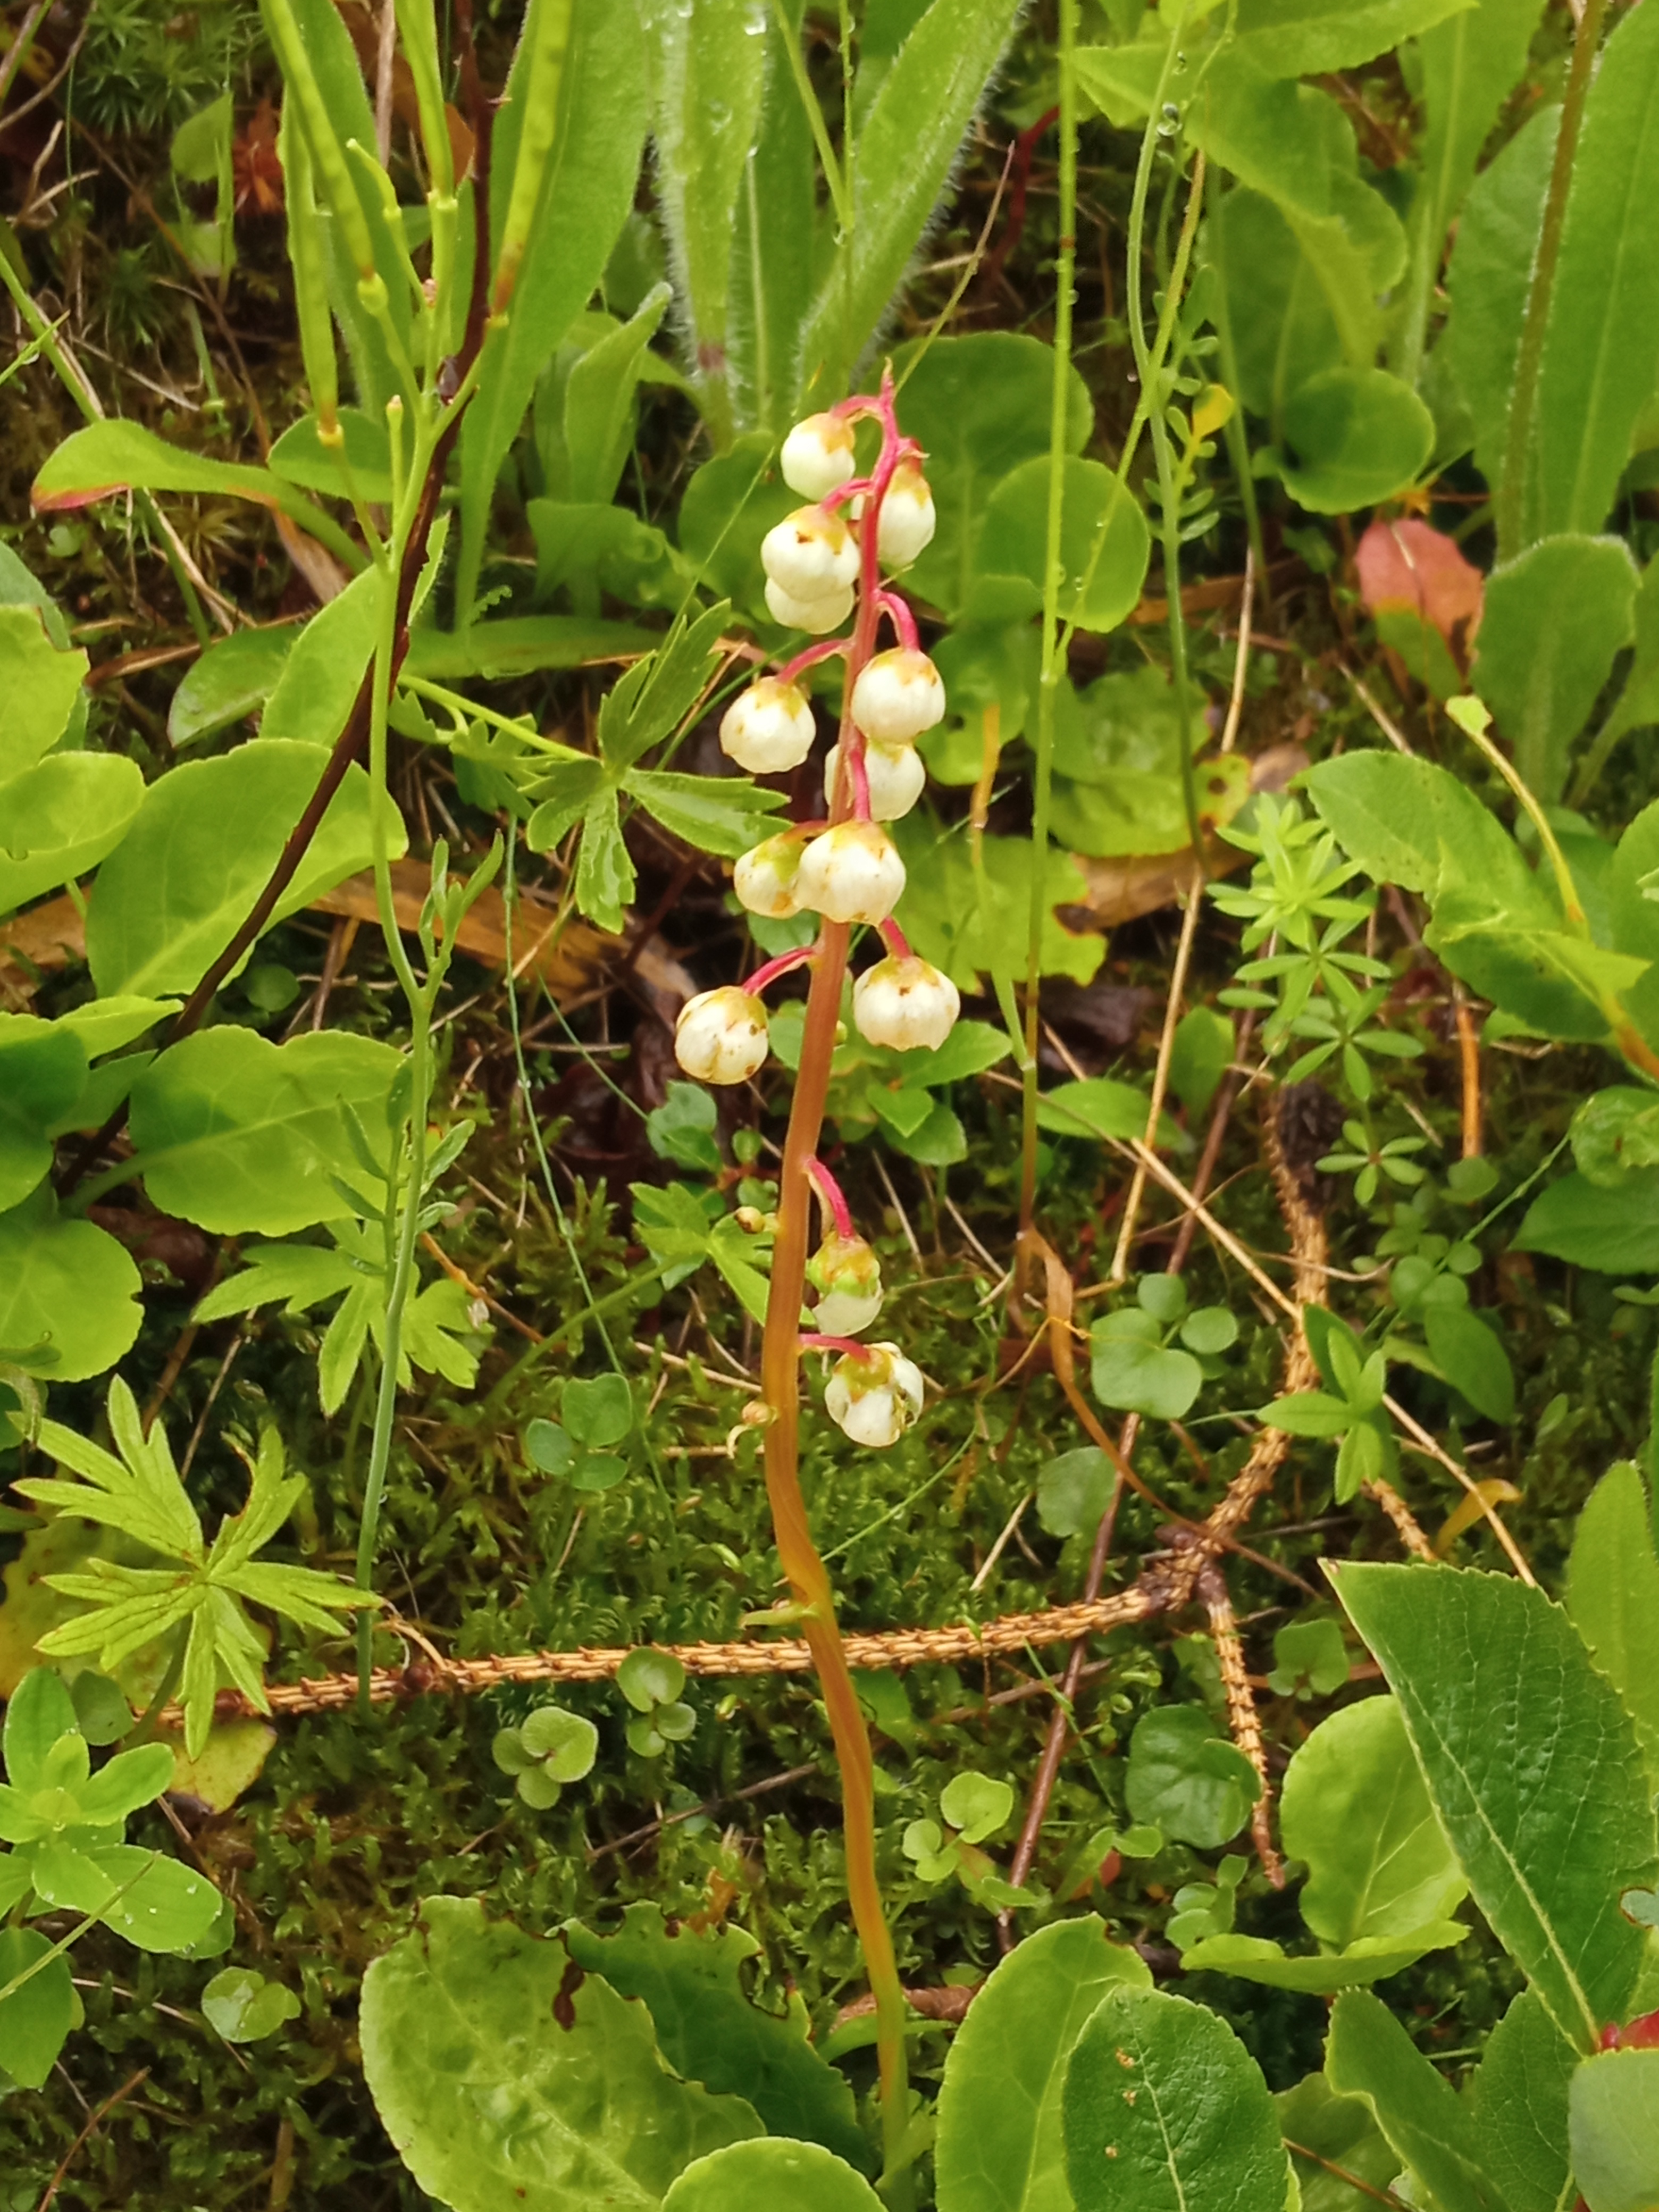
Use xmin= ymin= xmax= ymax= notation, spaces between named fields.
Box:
xmin=669 ymin=372 xmax=951 ymax=2194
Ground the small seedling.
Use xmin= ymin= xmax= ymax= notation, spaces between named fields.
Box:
xmin=616 ymin=1648 xmax=696 ymax=1757
xmin=492 ymin=1704 xmax=599 ymax=1809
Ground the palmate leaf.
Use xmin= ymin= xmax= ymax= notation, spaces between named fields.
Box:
xmin=19 ymin=1377 xmax=203 ymax=1561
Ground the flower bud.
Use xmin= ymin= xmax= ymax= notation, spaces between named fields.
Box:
xmin=674 ymin=986 xmax=769 ymax=1085
xmin=824 ymin=1342 xmax=924 ymax=1448
xmin=720 ymin=676 xmax=817 ymax=774
xmin=781 ymin=412 xmax=858 ymax=501
xmin=795 ymin=820 xmax=906 ymax=926
xmin=764 ymin=577 xmax=855 ymax=636
xmin=733 ymin=833 xmax=805 ymax=919
xmin=761 ymin=506 xmax=859 ymax=604
xmin=876 ymin=462 xmax=936 ymax=569
xmin=825 ymin=738 xmax=926 ymax=823
xmin=853 ymin=956 xmax=960 ymax=1052
xmin=807 ymin=1233 xmax=884 ymax=1336
xmin=850 ymin=647 xmax=945 ymax=745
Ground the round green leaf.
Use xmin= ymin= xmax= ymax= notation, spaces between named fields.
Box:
xmin=1180 ymin=1306 xmax=1239 ymax=1356
xmin=1276 ymin=368 xmax=1436 ymax=514
xmin=1423 ymin=1302 xmax=1516 ymax=1423
xmin=1136 ymin=1272 xmax=1188 ymax=1326
xmin=941 ymin=1772 xmax=1014 ymax=1846
xmin=625 ymin=1715 xmax=667 ymax=1757
xmin=1062 ymin=1985 xmax=1287 ymax=2212
xmin=492 ymin=1727 xmax=533 ymax=1776
xmin=520 ymin=1705 xmax=598 ymax=1782
xmin=571 ymin=1451 xmax=627 ymax=1494
xmin=563 ymin=1373 xmax=633 ymax=1448
xmin=0 ymin=1203 xmax=142 ymax=1381
xmin=1036 ymin=1446 xmax=1117 ymax=1539
xmin=1124 ymin=1707 xmax=1258 ymax=1849
xmin=515 ymin=1764 xmax=564 ymax=1809
xmin=1091 ymin=1336 xmax=1204 ymax=1421
xmin=664 ymin=2139 xmax=882 ymax=2212
xmin=69 ymin=1671 xmax=133 ymax=1747
xmin=654 ymin=1699 xmax=696 ymax=1744
xmin=523 ymin=1419 xmax=573 ymax=1475
xmin=617 ymin=1647 xmax=688 ymax=1713
xmin=202 ymin=1966 xmax=301 ymax=2043
xmin=979 ymin=456 xmax=1151 ymax=634
xmin=0 ymin=753 xmax=146 ymax=916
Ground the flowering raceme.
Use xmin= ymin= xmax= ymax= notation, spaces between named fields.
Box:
xmin=677 ymin=374 xmax=957 ymax=1447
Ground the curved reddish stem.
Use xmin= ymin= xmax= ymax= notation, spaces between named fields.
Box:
xmin=746 ymin=944 xmax=818 ymax=996
xmin=798 ymin=1331 xmax=875 ymax=1359
xmin=876 ymin=589 xmax=919 ymax=651
xmin=877 ymin=917 xmax=911 ymax=960
xmin=806 ymin=1155 xmax=856 ymax=1239
xmin=847 ymin=736 xmax=873 ymax=823
xmin=776 ymin=636 xmax=850 ymax=686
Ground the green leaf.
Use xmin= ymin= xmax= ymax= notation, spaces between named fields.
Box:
xmin=564 ymin=1375 xmax=632 ymax=1449
xmin=1268 ymin=1616 xmax=1349 ymax=1699
xmin=1089 ymin=1331 xmax=1203 ymax=1421
xmin=360 ymin=1898 xmax=761 ymax=2210
xmin=0 ymin=1199 xmax=142 ymax=1380
xmin=797 ymin=0 xmax=1023 ymax=401
xmin=1326 ymin=1989 xmax=1506 ymax=2212
xmin=68 ymin=1739 xmax=176 ymax=1825
xmin=976 ymin=458 xmax=1150 ymax=636
xmin=1422 ymin=1302 xmax=1516 ymax=1423
xmin=934 ymin=1915 xmax=1150 ymax=2212
xmin=85 ymin=741 xmax=399 ymax=1000
xmin=676 ymin=433 xmax=798 ymax=609
xmin=616 ymin=1649 xmax=686 ymax=1713
xmin=647 ymin=0 xmax=765 ymax=433
xmin=192 ymin=1243 xmax=362 ymax=1325
xmin=941 ymin=1772 xmax=1012 ymax=1845
xmin=1258 ymin=1389 xmax=1355 ymax=1439
xmin=1213 ymin=188 xmax=1344 ymax=431
xmin=1036 ymin=1447 xmax=1116 ymax=1541
xmin=1277 ymin=2072 xmax=1400 ymax=2212
xmin=566 ymin=1901 xmax=868 ymax=2171
xmin=1179 ymin=1926 xmax=1469 ymax=1992
xmin=1467 ymin=1989 xmax=1578 ymax=2212
xmin=1271 ymin=367 xmax=1435 ymax=514
xmin=519 ymin=1706 xmax=598 ymax=1783
xmin=30 ymin=420 xmax=346 ymax=556
xmin=891 ymin=815 xmax=1103 ymax=990
xmin=0 ymin=1927 xmax=73 ymax=2090
xmin=202 ymin=1965 xmax=301 ymax=2042
xmin=564 ymin=283 xmax=672 ymax=506
xmin=1516 ymin=1170 xmax=1659 ymax=1273
xmin=1568 ymin=1463 xmax=1659 ymax=1788
xmin=599 ymin=604 xmax=730 ymax=772
xmin=1532 ymin=0 xmax=1659 ymax=544
xmin=1124 ymin=1706 xmax=1258 ymax=1850
xmin=405 ymin=617 xmax=655 ymax=684
xmin=0 ymin=752 xmax=146 ymax=917
xmin=29 ymin=1841 xmax=220 ymax=1952
xmin=524 ymin=757 xmax=608 ymax=853
xmin=647 ymin=1083 xmax=722 ymax=1174
xmin=1333 ymin=1562 xmax=1659 ymax=2049
xmin=574 ymin=785 xmax=635 ymax=935
xmin=1472 ymin=536 xmax=1639 ymax=800
xmin=1570 ymin=2045 xmax=1659 ymax=2212
xmin=2 ymin=1668 xmax=77 ymax=1790
xmin=664 ymin=2142 xmax=880 ymax=2212
xmin=1168 ymin=1007 xmax=1234 ymax=1121
xmin=0 ymin=1019 xmax=87 ymax=1211
xmin=1228 ymin=0 xmax=1475 ymax=78
xmin=127 ymin=1030 xmax=400 ymax=1235
xmin=258 ymin=567 xmax=379 ymax=748
xmin=267 ymin=407 xmax=390 ymax=501
xmin=1061 ymin=1984 xmax=1287 ymax=2212
xmin=627 ymin=769 xmax=787 ymax=859
xmin=1443 ymin=103 xmax=1559 ymax=496
xmin=1034 ymin=1079 xmax=1168 ymax=1146
xmin=888 ymin=332 xmax=1091 ymax=620
xmin=0 ymin=604 xmax=87 ymax=778
xmin=457 ymin=0 xmax=649 ymax=624
xmin=1282 ymin=1696 xmax=1467 ymax=1946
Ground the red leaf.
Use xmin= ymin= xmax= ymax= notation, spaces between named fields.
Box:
xmin=1355 ymin=518 xmax=1484 ymax=653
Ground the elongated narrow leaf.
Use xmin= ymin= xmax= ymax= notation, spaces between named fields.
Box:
xmin=1228 ymin=0 xmax=1475 ymax=79
xmin=1533 ymin=0 xmax=1659 ymax=541
xmin=1568 ymin=1462 xmax=1659 ymax=1787
xmin=1 ymin=1669 xmax=77 ymax=1791
xmin=1061 ymin=1985 xmax=1287 ymax=2212
xmin=727 ymin=5 xmax=816 ymax=433
xmin=0 ymin=1928 xmax=73 ymax=2089
xmin=1326 ymin=1989 xmax=1506 ymax=2212
xmin=935 ymin=1916 xmax=1149 ymax=2212
xmin=1333 ymin=1563 xmax=1659 ymax=2049
xmin=456 ymin=0 xmax=648 ymax=625
xmin=1473 ymin=534 xmax=1639 ymax=800
xmin=797 ymin=0 xmax=1022 ymax=403
xmin=1467 ymin=1989 xmax=1578 ymax=2212
xmin=31 ymin=420 xmax=349 ymax=559
xmin=360 ymin=1896 xmax=761 ymax=2211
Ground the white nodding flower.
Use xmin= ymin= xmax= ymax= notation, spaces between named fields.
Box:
xmin=824 ymin=1342 xmax=924 ymax=1448
xmin=876 ymin=462 xmax=936 ymax=570
xmin=720 ymin=677 xmax=816 ymax=775
xmin=850 ymin=647 xmax=945 ymax=745
xmin=764 ymin=577 xmax=855 ymax=636
xmin=853 ymin=956 xmax=960 ymax=1052
xmin=808 ymin=1233 xmax=884 ymax=1336
xmin=674 ymin=986 xmax=769 ymax=1085
xmin=825 ymin=738 xmax=926 ymax=822
xmin=760 ymin=506 xmax=859 ymax=605
xmin=795 ymin=820 xmax=906 ymax=926
xmin=733 ymin=834 xmax=805 ymax=920
xmin=781 ymin=412 xmax=858 ymax=501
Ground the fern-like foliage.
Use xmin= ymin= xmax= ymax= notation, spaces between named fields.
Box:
xmin=14 ymin=1380 xmax=365 ymax=1754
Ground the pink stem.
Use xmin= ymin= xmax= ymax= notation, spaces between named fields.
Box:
xmin=798 ymin=1333 xmax=877 ymax=1360
xmin=746 ymin=944 xmax=818 ymax=996
xmin=875 ymin=589 xmax=919 ymax=651
xmin=877 ymin=917 xmax=911 ymax=960
xmin=776 ymin=636 xmax=850 ymax=686
xmin=848 ymin=735 xmax=873 ymax=823
xmin=806 ymin=1155 xmax=857 ymax=1239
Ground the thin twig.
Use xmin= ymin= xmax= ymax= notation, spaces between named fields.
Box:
xmin=35 ymin=2068 xmax=149 ymax=2212
xmin=1109 ymin=883 xmax=1204 ymax=1281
